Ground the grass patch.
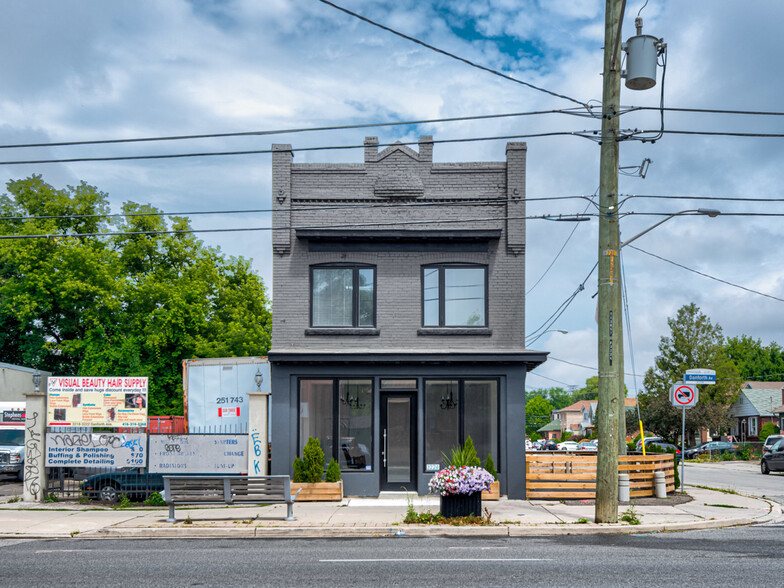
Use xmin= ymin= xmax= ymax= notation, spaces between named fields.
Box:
xmin=691 ymin=484 xmax=739 ymax=495
xmin=703 ymin=503 xmax=743 ymax=508
xmin=575 ymin=517 xmax=590 ymax=524
xmin=7 ymin=495 xmax=21 ymax=503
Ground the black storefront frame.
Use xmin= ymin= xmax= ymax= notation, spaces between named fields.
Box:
xmin=379 ymin=391 xmax=418 ymax=491
xmin=296 ymin=377 xmax=375 ymax=472
xmin=422 ymin=377 xmax=500 ymax=474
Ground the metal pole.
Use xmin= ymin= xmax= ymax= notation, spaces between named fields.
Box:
xmin=681 ymin=406 xmax=685 ymax=492
xmin=595 ymin=0 xmax=624 ymax=523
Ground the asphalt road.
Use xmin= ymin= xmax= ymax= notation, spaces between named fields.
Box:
xmin=1 ymin=527 xmax=782 ymax=588
xmin=683 ymin=461 xmax=784 ymax=505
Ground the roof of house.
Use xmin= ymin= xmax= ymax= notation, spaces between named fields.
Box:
xmin=773 ymin=403 xmax=784 ymax=414
xmin=730 ymin=388 xmax=781 ymax=417
xmin=537 ymin=419 xmax=563 ymax=433
xmin=556 ymin=400 xmax=594 ymax=413
xmin=743 ymin=381 xmax=784 ymax=390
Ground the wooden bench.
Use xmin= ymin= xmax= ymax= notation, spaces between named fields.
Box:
xmin=163 ymin=475 xmax=301 ymax=522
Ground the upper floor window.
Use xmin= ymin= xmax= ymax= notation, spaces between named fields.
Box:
xmin=422 ymin=264 xmax=487 ymax=327
xmin=311 ymin=264 xmax=375 ymax=327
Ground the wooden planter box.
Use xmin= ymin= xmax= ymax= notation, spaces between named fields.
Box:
xmin=481 ymin=480 xmax=500 ymax=500
xmin=291 ymin=481 xmax=343 ymax=501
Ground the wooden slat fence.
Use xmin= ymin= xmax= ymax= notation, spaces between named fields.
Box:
xmin=526 ymin=453 xmax=675 ymax=499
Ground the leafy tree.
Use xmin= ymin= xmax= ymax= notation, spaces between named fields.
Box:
xmin=525 ymin=396 xmax=554 ymax=436
xmin=527 ymin=386 xmax=573 ymax=410
xmin=0 ymin=176 xmax=272 ymax=414
xmin=724 ymin=335 xmax=784 ymax=382
xmin=638 ymin=303 xmax=741 ymax=443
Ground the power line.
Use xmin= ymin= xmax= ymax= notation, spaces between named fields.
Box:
xmin=626 ymin=244 xmax=784 ymax=304
xmin=0 ymin=195 xmax=594 ymax=223
xmin=548 ymin=356 xmax=644 ymax=378
xmin=0 ymin=212 xmax=590 ymax=241
xmin=0 ymin=130 xmax=598 ymax=166
xmin=527 ymin=372 xmax=575 ymax=387
xmin=315 ymin=0 xmax=588 ymax=109
xmin=0 ymin=109 xmax=587 ymax=150
xmin=623 ymin=194 xmax=784 ymax=203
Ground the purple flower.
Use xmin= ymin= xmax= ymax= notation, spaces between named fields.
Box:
xmin=428 ymin=466 xmax=495 ymax=496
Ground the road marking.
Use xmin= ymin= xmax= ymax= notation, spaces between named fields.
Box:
xmin=320 ymin=558 xmax=552 ymax=563
xmin=35 ymin=549 xmax=93 ymax=553
xmin=448 ymin=546 xmax=510 ymax=550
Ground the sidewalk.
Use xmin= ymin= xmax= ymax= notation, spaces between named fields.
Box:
xmin=0 ymin=486 xmax=779 ymax=539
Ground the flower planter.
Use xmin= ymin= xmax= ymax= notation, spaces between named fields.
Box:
xmin=440 ymin=492 xmax=482 ymax=518
xmin=481 ymin=480 xmax=500 ymax=500
xmin=291 ymin=481 xmax=343 ymax=501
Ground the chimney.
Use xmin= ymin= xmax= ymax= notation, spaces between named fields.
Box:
xmin=364 ymin=137 xmax=378 ymax=163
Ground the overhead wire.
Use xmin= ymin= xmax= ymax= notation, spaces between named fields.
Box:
xmin=0 ymin=109 xmax=590 ymax=150
xmin=0 ymin=130 xmax=600 ymax=166
xmin=626 ymin=244 xmax=784 ymax=304
xmin=315 ymin=0 xmax=589 ymax=109
xmin=0 ymin=211 xmax=593 ymax=241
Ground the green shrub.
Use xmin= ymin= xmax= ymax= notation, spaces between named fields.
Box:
xmin=302 ymin=436 xmax=325 ymax=483
xmin=760 ymin=422 xmax=781 ymax=442
xmin=292 ymin=457 xmax=307 ymax=483
xmin=444 ymin=435 xmax=481 ymax=467
xmin=325 ymin=458 xmax=341 ymax=483
xmin=530 ymin=432 xmax=541 ymax=442
xmin=561 ymin=431 xmax=574 ymax=441
xmin=143 ymin=492 xmax=166 ymax=506
xmin=483 ymin=453 xmax=497 ymax=481
xmin=736 ymin=443 xmax=752 ymax=461
xmin=627 ymin=441 xmax=636 ymax=453
xmin=721 ymin=450 xmax=734 ymax=461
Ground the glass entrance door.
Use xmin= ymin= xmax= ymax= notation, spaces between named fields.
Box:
xmin=381 ymin=393 xmax=416 ymax=491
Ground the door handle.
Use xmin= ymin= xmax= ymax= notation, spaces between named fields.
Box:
xmin=383 ymin=429 xmax=387 ymax=467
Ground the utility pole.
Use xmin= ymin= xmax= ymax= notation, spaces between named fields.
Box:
xmin=595 ymin=0 xmax=624 ymax=523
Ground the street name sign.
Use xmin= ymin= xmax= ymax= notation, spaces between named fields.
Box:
xmin=670 ymin=382 xmax=698 ymax=408
xmin=683 ymin=368 xmax=716 ymax=384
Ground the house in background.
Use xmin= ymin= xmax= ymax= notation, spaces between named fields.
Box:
xmin=537 ymin=419 xmax=562 ymax=441
xmin=551 ymin=397 xmax=638 ymax=438
xmin=728 ymin=381 xmax=784 ymax=441
xmin=268 ymin=136 xmax=547 ymax=498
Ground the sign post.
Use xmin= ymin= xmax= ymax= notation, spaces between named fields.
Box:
xmin=670 ymin=382 xmax=698 ymax=492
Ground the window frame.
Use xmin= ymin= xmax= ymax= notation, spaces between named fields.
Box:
xmin=309 ymin=263 xmax=377 ymax=328
xmin=421 ymin=263 xmax=488 ymax=328
xmin=422 ymin=378 xmax=500 ymax=473
xmin=297 ymin=377 xmax=375 ymax=472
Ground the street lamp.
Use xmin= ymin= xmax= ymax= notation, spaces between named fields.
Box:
xmin=32 ymin=369 xmax=41 ymax=393
xmin=621 ymin=209 xmax=721 ymax=248
xmin=254 ymin=369 xmax=264 ymax=393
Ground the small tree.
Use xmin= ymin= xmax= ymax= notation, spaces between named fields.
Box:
xmin=444 ymin=435 xmax=482 ymax=467
xmin=302 ymin=436 xmax=325 ymax=483
xmin=292 ymin=456 xmax=307 ymax=483
xmin=483 ymin=453 xmax=497 ymax=481
xmin=325 ymin=458 xmax=341 ymax=483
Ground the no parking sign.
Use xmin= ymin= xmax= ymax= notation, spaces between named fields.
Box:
xmin=670 ymin=382 xmax=698 ymax=408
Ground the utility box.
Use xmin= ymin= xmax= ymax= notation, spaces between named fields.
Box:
xmin=182 ymin=357 xmax=270 ymax=433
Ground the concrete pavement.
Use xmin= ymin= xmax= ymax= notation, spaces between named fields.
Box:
xmin=0 ymin=485 xmax=779 ymax=539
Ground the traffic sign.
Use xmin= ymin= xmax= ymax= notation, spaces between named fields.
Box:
xmin=670 ymin=382 xmax=698 ymax=408
xmin=683 ymin=368 xmax=716 ymax=384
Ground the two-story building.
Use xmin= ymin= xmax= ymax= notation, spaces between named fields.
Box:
xmin=268 ymin=136 xmax=546 ymax=498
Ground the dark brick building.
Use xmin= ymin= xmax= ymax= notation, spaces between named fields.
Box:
xmin=268 ymin=136 xmax=546 ymax=498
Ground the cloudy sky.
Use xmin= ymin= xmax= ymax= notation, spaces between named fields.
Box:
xmin=2 ymin=0 xmax=783 ymax=395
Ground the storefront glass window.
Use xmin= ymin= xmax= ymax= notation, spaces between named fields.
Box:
xmin=338 ymin=380 xmax=373 ymax=470
xmin=424 ymin=380 xmax=460 ymax=469
xmin=299 ymin=379 xmax=334 ymax=466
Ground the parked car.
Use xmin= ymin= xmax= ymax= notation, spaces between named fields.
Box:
xmin=543 ymin=439 xmax=559 ymax=451
xmin=645 ymin=441 xmax=682 ymax=462
xmin=636 ymin=437 xmax=664 ymax=452
xmin=761 ymin=438 xmax=784 ymax=474
xmin=577 ymin=441 xmax=598 ymax=451
xmin=763 ymin=434 xmax=784 ymax=455
xmin=79 ymin=468 xmax=164 ymax=502
xmin=683 ymin=441 xmax=735 ymax=460
xmin=558 ymin=441 xmax=579 ymax=451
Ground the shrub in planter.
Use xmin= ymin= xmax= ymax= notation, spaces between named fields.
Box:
xmin=325 ymin=458 xmax=341 ymax=483
xmin=302 ymin=436 xmax=326 ymax=483
xmin=483 ymin=454 xmax=497 ymax=481
xmin=444 ymin=436 xmax=481 ymax=468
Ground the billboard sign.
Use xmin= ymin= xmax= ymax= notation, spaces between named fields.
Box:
xmin=148 ymin=434 xmax=247 ymax=474
xmin=47 ymin=377 xmax=148 ymax=428
xmin=45 ymin=432 xmax=146 ymax=467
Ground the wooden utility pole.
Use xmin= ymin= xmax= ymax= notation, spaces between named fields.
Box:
xmin=595 ymin=0 xmax=624 ymax=523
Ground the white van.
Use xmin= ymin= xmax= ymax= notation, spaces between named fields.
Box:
xmin=0 ymin=402 xmax=25 ymax=481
